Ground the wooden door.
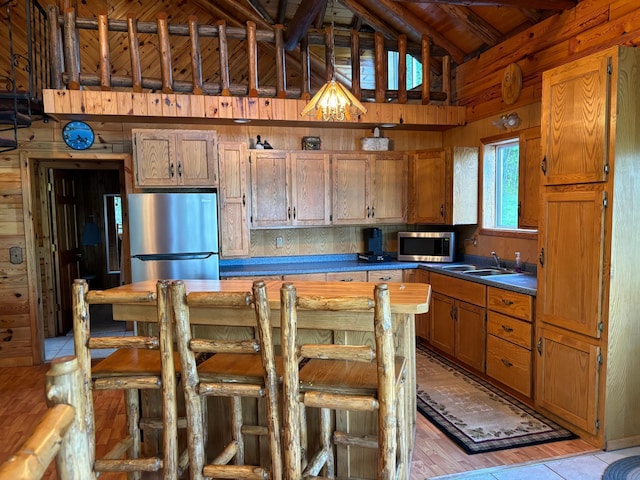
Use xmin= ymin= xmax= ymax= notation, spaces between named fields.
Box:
xmin=175 ymin=130 xmax=218 ymax=186
xmin=538 ymin=187 xmax=606 ymax=338
xmin=250 ymin=150 xmax=290 ymax=227
xmin=372 ymin=152 xmax=407 ymax=224
xmin=455 ymin=301 xmax=486 ymax=372
xmin=429 ymin=292 xmax=455 ymax=356
xmin=536 ymin=326 xmax=600 ymax=435
xmin=218 ymin=143 xmax=250 ymax=257
xmin=541 ymin=54 xmax=610 ymax=185
xmin=332 ymin=153 xmax=371 ymax=225
xmin=132 ymin=130 xmax=175 ymax=186
xmin=518 ymin=127 xmax=541 ymax=229
xmin=290 ymin=152 xmax=331 ymax=226
xmin=409 ymin=150 xmax=447 ymax=224
xmin=50 ymin=170 xmax=81 ymax=334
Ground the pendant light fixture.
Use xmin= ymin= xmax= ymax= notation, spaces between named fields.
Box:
xmin=300 ymin=1 xmax=367 ymax=121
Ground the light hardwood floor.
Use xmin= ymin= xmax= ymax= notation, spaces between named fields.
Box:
xmin=0 ymin=362 xmax=595 ymax=479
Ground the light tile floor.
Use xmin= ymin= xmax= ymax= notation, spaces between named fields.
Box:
xmin=44 ymin=318 xmax=131 ymax=361
xmin=432 ymin=446 xmax=640 ymax=479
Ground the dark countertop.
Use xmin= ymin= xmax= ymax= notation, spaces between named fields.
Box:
xmin=220 ymin=254 xmax=537 ymax=296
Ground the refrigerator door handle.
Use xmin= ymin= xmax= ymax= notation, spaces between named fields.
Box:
xmin=134 ymin=253 xmax=215 ymax=261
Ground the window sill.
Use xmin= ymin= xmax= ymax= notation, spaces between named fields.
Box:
xmin=479 ymin=228 xmax=538 ymax=240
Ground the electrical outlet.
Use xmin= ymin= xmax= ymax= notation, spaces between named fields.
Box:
xmin=9 ymin=246 xmax=22 ymax=264
xmin=276 ymin=237 xmax=283 ymax=248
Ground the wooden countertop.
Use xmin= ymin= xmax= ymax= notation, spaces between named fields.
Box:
xmin=109 ymin=279 xmax=431 ymax=314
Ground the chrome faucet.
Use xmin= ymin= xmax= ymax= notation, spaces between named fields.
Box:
xmin=491 ymin=251 xmax=501 ymax=269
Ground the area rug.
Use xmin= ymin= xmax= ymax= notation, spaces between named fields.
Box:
xmin=603 ymin=456 xmax=640 ymax=479
xmin=416 ymin=344 xmax=576 ymax=454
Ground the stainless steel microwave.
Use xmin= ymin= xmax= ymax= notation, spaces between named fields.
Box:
xmin=397 ymin=231 xmax=455 ymax=262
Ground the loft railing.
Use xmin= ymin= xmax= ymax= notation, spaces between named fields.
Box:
xmin=0 ymin=0 xmax=49 ymax=152
xmin=46 ymin=6 xmax=451 ymax=108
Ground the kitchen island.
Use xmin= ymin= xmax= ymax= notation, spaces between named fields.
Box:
xmin=110 ymin=279 xmax=431 ymax=479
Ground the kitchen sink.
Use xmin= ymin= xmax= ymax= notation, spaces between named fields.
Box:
xmin=463 ymin=268 xmax=517 ymax=276
xmin=440 ymin=264 xmax=477 ymax=272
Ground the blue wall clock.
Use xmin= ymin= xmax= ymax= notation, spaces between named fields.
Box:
xmin=62 ymin=121 xmax=95 ymax=150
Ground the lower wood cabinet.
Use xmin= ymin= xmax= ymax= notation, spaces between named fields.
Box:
xmin=429 ymin=273 xmax=486 ymax=372
xmin=485 ymin=287 xmax=534 ymax=398
xmin=326 ymin=271 xmax=367 ymax=282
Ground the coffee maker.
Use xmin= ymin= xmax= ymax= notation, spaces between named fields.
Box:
xmin=359 ymin=227 xmax=391 ymax=262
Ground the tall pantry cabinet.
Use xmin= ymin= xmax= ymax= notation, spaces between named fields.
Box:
xmin=536 ymin=46 xmax=640 ymax=449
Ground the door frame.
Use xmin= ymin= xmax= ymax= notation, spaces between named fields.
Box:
xmin=20 ymin=151 xmax=133 ymax=364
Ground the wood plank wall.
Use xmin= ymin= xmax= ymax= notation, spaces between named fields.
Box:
xmin=4 ymin=0 xmax=640 ymax=367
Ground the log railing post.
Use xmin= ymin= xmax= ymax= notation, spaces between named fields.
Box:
xmin=421 ymin=35 xmax=431 ymax=105
xmin=398 ymin=34 xmax=407 ymax=104
xmin=127 ymin=13 xmax=142 ymax=93
xmin=45 ymin=357 xmax=95 ymax=480
xmin=442 ymin=54 xmax=451 ymax=105
xmin=217 ymin=20 xmax=231 ymax=96
xmin=98 ymin=10 xmax=110 ymax=91
xmin=247 ymin=21 xmax=259 ymax=97
xmin=188 ymin=16 xmax=203 ymax=95
xmin=300 ymin=35 xmax=310 ymax=101
xmin=374 ymin=31 xmax=386 ymax=103
xmin=156 ymin=12 xmax=173 ymax=94
xmin=47 ymin=5 xmax=64 ymax=90
xmin=275 ymin=24 xmax=287 ymax=98
xmin=350 ymin=30 xmax=361 ymax=100
xmin=62 ymin=7 xmax=80 ymax=90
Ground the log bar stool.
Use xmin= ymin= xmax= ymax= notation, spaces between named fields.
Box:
xmin=280 ymin=282 xmax=408 ymax=480
xmin=72 ymin=278 xmax=180 ymax=480
xmin=170 ymin=279 xmax=282 ymax=480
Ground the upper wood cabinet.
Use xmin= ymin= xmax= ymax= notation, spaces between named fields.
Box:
xmin=218 ymin=142 xmax=250 ymax=258
xmin=541 ymin=54 xmax=610 ymax=185
xmin=517 ymin=127 xmax=541 ymax=229
xmin=409 ymin=147 xmax=478 ymax=225
xmin=332 ymin=152 xmax=407 ymax=225
xmin=132 ymin=129 xmax=218 ymax=187
xmin=250 ymin=150 xmax=330 ymax=228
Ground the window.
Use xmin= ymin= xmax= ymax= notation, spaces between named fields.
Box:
xmin=388 ymin=51 xmax=423 ymax=90
xmin=482 ymin=139 xmax=520 ymax=230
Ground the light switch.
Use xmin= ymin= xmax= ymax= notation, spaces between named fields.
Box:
xmin=9 ymin=246 xmax=23 ymax=264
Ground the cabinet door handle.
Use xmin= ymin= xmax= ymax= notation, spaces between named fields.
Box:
xmin=341 ymin=278 xmax=353 ymax=282
xmin=501 ymin=299 xmax=514 ymax=306
xmin=242 ymin=194 xmax=246 ymax=206
xmin=288 ymin=207 xmax=291 ymax=219
xmin=379 ymin=276 xmax=392 ymax=281
xmin=501 ymin=358 xmax=513 ymax=368
xmin=440 ymin=205 xmax=444 ymax=217
xmin=539 ymin=248 xmax=544 ymax=267
xmin=367 ymin=206 xmax=370 ymax=218
xmin=371 ymin=206 xmax=375 ymax=218
xmin=177 ymin=163 xmax=183 ymax=176
xmin=501 ymin=324 xmax=514 ymax=333
xmin=537 ymin=338 xmax=542 ymax=355
xmin=170 ymin=163 xmax=175 ymax=177
xmin=293 ymin=206 xmax=296 ymax=219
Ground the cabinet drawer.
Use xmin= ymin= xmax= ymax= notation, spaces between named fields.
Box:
xmin=283 ymin=273 xmax=327 ymax=281
xmin=326 ymin=271 xmax=367 ymax=282
xmin=486 ymin=335 xmax=532 ymax=397
xmin=430 ymin=272 xmax=486 ymax=306
xmin=487 ymin=287 xmax=532 ymax=321
xmin=487 ymin=311 xmax=532 ymax=350
xmin=367 ymin=269 xmax=403 ymax=283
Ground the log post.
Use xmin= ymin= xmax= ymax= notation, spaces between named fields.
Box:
xmin=275 ymin=24 xmax=287 ymax=98
xmin=442 ymin=54 xmax=451 ymax=105
xmin=300 ymin=36 xmax=311 ymax=101
xmin=188 ymin=16 xmax=203 ymax=95
xmin=217 ymin=20 xmax=231 ymax=96
xmin=45 ymin=357 xmax=95 ymax=480
xmin=324 ymin=26 xmax=334 ymax=82
xmin=47 ymin=5 xmax=64 ymax=90
xmin=127 ymin=13 xmax=142 ymax=93
xmin=98 ymin=10 xmax=110 ymax=91
xmin=350 ymin=30 xmax=361 ymax=100
xmin=398 ymin=34 xmax=407 ymax=104
xmin=156 ymin=12 xmax=173 ymax=94
xmin=247 ymin=21 xmax=259 ymax=97
xmin=63 ymin=7 xmax=80 ymax=90
xmin=374 ymin=31 xmax=386 ymax=103
xmin=421 ymin=35 xmax=431 ymax=105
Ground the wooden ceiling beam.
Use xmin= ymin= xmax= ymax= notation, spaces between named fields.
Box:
xmin=436 ymin=4 xmax=503 ymax=46
xmin=276 ymin=0 xmax=289 ymax=24
xmin=284 ymin=0 xmax=328 ymax=50
xmin=246 ymin=0 xmax=275 ymax=24
xmin=389 ymin=0 xmax=576 ymax=9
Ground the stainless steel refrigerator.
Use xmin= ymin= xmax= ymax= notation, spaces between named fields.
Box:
xmin=128 ymin=193 xmax=219 ymax=282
